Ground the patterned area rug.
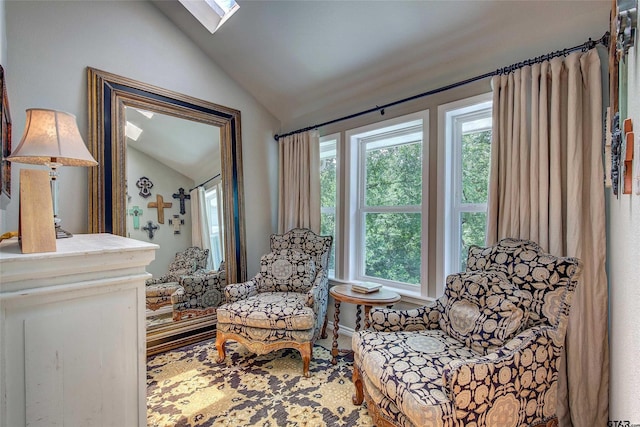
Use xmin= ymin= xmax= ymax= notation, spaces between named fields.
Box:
xmin=147 ymin=339 xmax=373 ymax=426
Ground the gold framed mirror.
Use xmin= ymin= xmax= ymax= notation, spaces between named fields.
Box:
xmin=87 ymin=67 xmax=246 ymax=354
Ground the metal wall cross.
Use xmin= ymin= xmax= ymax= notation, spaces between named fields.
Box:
xmin=172 ymin=187 xmax=191 ymax=215
xmin=136 ymin=176 xmax=154 ymax=198
xmin=147 ymin=194 xmax=172 ymax=224
xmin=128 ymin=205 xmax=143 ymax=229
xmin=142 ymin=221 xmax=159 ymax=239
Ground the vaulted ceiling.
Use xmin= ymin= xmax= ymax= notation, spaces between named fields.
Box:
xmin=153 ymin=0 xmax=610 ymax=130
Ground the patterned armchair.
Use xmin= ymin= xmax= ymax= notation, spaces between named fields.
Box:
xmin=145 ymin=247 xmax=226 ymax=321
xmin=216 ymin=228 xmax=333 ymax=377
xmin=171 ymin=260 xmax=226 ymax=321
xmin=352 ymin=238 xmax=582 ymax=427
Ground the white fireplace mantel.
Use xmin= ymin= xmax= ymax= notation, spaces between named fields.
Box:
xmin=0 ymin=233 xmax=157 ymax=427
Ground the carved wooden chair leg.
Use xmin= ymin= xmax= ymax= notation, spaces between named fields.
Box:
xmin=321 ymin=311 xmax=329 ymax=339
xmin=215 ymin=333 xmax=226 ymax=363
xmin=352 ymin=362 xmax=364 ymax=405
xmin=300 ymin=342 xmax=312 ymax=377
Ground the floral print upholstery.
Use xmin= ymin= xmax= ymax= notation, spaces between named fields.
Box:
xmin=369 ymin=302 xmax=442 ymax=332
xmin=466 ymin=238 xmax=580 ymax=332
xmin=353 ymin=238 xmax=582 ymax=427
xmin=216 ymin=291 xmax=316 ymax=330
xmin=145 ymin=247 xmax=226 ymax=319
xmin=171 ymin=266 xmax=226 ymax=321
xmin=217 ymin=321 xmax=315 ymax=343
xmin=270 ymin=228 xmax=333 ymax=271
xmin=216 ymin=228 xmax=333 ymax=376
xmin=255 ymin=249 xmax=316 ymax=293
xmin=145 ymin=282 xmax=181 ymax=311
xmin=439 ymin=271 xmax=532 ymax=355
xmin=354 ymin=329 xmax=478 ymax=427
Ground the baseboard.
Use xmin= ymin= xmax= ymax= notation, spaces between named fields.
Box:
xmin=327 ymin=321 xmax=355 ymax=338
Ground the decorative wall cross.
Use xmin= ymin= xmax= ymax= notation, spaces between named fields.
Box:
xmin=169 ymin=215 xmax=185 ymax=235
xmin=128 ymin=205 xmax=143 ymax=229
xmin=142 ymin=221 xmax=159 ymax=239
xmin=147 ymin=194 xmax=172 ymax=224
xmin=136 ymin=176 xmax=153 ymax=198
xmin=172 ymin=187 xmax=191 ymax=215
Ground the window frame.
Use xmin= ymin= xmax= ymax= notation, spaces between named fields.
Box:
xmin=319 ymin=133 xmax=340 ymax=278
xmin=437 ymin=93 xmax=492 ymax=295
xmin=344 ymin=110 xmax=429 ymax=299
xmin=205 ymin=181 xmax=224 ymax=270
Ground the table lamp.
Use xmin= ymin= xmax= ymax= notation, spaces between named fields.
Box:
xmin=8 ymin=108 xmax=98 ymax=238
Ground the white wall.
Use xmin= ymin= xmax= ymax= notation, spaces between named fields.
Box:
xmin=3 ymin=0 xmax=280 ymax=275
xmin=608 ymin=41 xmax=640 ymax=423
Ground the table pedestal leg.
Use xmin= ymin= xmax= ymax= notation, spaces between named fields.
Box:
xmin=355 ymin=304 xmax=362 ymax=331
xmin=331 ymin=300 xmax=341 ymax=365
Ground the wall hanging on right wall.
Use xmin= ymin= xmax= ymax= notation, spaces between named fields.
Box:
xmin=607 ymin=0 xmax=637 ymax=195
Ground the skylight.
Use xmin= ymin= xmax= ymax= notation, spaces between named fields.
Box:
xmin=125 ymin=121 xmax=143 ymax=141
xmin=178 ymin=0 xmax=239 ymax=34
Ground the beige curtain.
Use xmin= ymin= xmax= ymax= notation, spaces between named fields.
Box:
xmin=190 ymin=186 xmax=212 ymax=266
xmin=278 ymin=130 xmax=321 ymax=233
xmin=487 ymin=49 xmax=608 ymax=426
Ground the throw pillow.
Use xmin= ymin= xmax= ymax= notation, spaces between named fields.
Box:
xmin=439 ymin=271 xmax=532 ymax=355
xmin=256 ymin=249 xmax=316 ymax=293
xmin=466 ymin=238 xmax=581 ymax=329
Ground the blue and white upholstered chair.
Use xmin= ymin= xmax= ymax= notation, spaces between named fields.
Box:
xmin=215 ymin=228 xmax=332 ymax=377
xmin=352 ymin=238 xmax=582 ymax=427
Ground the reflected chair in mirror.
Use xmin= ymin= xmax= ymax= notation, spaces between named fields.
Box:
xmin=145 ymin=247 xmax=226 ymax=321
xmin=172 ymin=260 xmax=226 ymax=321
xmin=215 ymin=228 xmax=333 ymax=377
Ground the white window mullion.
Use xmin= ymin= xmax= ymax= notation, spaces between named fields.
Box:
xmin=438 ymin=93 xmax=492 ymax=290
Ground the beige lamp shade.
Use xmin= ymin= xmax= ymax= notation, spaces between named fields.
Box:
xmin=8 ymin=108 xmax=98 ymax=166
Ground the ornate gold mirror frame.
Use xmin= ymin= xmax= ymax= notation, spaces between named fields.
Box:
xmin=87 ymin=68 xmax=247 ymax=353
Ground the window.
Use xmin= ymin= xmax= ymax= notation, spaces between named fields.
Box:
xmin=344 ymin=111 xmax=429 ymax=298
xmin=320 ymin=134 xmax=339 ymax=277
xmin=438 ymin=94 xmax=492 ymax=288
xmin=205 ymin=183 xmax=224 ymax=270
xmin=179 ymin=0 xmax=239 ymax=34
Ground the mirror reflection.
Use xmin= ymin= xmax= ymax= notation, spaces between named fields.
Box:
xmin=125 ymin=106 xmax=224 ymax=275
xmin=124 ymin=107 xmax=226 ymax=333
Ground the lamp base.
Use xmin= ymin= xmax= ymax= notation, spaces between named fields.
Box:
xmin=55 ymin=225 xmax=73 ymax=239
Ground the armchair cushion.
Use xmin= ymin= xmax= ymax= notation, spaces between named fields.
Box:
xmin=439 ymin=271 xmax=532 ymax=355
xmin=256 ymin=249 xmax=316 ymax=293
xmin=466 ymin=238 xmax=581 ymax=329
xmin=353 ymin=328 xmax=477 ymax=427
xmin=216 ymin=291 xmax=315 ymax=330
xmin=369 ymin=302 xmax=442 ymax=332
xmin=145 ymin=281 xmax=182 ymax=311
xmin=224 ymin=280 xmax=259 ymax=303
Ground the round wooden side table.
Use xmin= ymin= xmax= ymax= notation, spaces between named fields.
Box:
xmin=329 ymin=284 xmax=401 ymax=364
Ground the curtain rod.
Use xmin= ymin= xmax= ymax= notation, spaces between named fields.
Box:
xmin=274 ymin=32 xmax=610 ymax=141
xmin=189 ymin=173 xmax=221 ymax=192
